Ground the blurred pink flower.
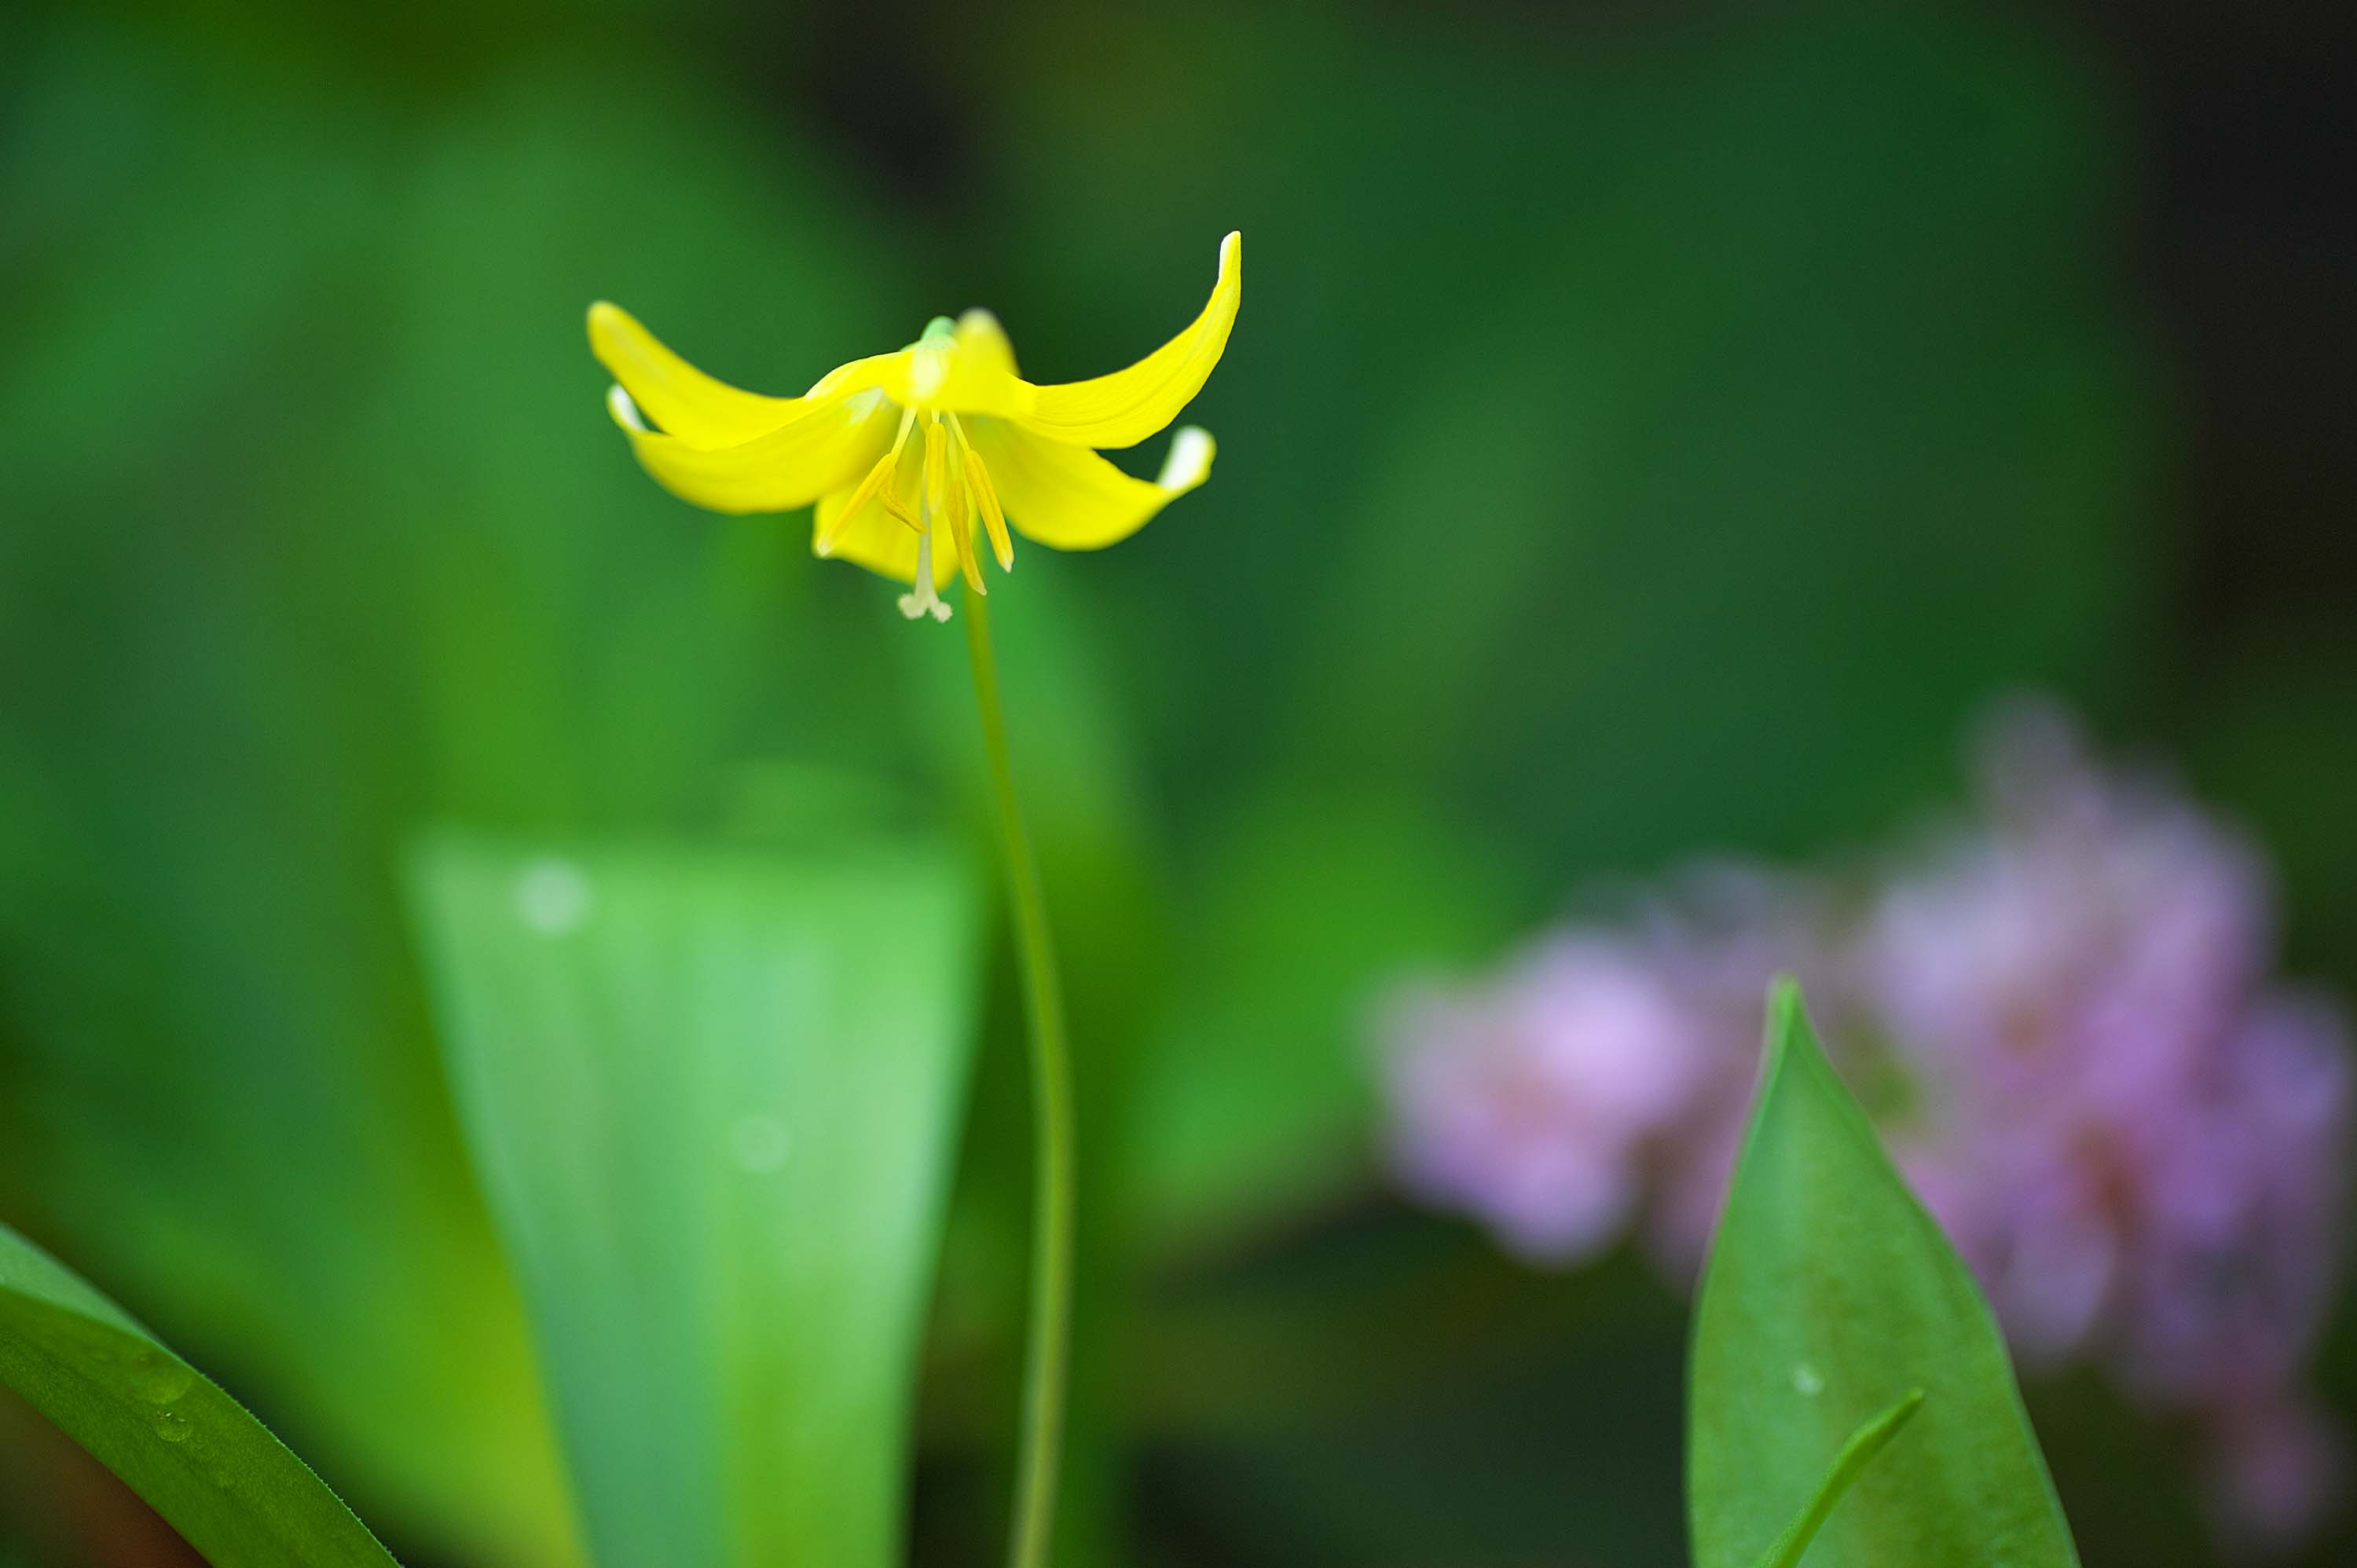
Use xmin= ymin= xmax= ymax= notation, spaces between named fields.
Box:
xmin=1374 ymin=698 xmax=2352 ymax=1548
xmin=1379 ymin=936 xmax=1710 ymax=1262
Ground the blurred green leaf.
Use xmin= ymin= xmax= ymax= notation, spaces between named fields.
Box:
xmin=1130 ymin=790 xmax=1526 ymax=1245
xmin=1688 ymin=982 xmax=2079 ymax=1568
xmin=0 ymin=1221 xmax=398 ymax=1568
xmin=407 ymin=831 xmax=981 ymax=1568
xmin=0 ymin=27 xmax=915 ymax=1558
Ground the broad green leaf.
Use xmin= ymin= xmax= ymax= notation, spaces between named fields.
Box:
xmin=1688 ymin=980 xmax=2080 ymax=1568
xmin=0 ymin=31 xmax=918 ymax=1557
xmin=0 ymin=29 xmax=931 ymax=1559
xmin=1746 ymin=1390 xmax=1922 ymax=1568
xmin=405 ymin=832 xmax=980 ymax=1568
xmin=0 ymin=1222 xmax=398 ymax=1568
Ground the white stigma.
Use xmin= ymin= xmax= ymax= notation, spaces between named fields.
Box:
xmin=897 ymin=526 xmax=951 ymax=622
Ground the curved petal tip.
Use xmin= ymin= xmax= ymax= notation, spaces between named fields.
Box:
xmin=1157 ymin=425 xmax=1215 ymax=491
xmin=1013 ymin=230 xmax=1243 ymax=449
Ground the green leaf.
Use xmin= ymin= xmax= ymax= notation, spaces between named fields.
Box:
xmin=405 ymin=831 xmax=981 ymax=1568
xmin=1745 ymin=1390 xmax=1923 ymax=1568
xmin=1688 ymin=980 xmax=2080 ymax=1568
xmin=0 ymin=1222 xmax=399 ymax=1568
xmin=0 ymin=38 xmax=923 ymax=1552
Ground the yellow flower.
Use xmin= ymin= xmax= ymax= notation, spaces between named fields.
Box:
xmin=588 ymin=233 xmax=1241 ymax=621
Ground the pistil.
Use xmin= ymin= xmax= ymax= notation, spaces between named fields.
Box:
xmin=898 ymin=524 xmax=951 ymax=622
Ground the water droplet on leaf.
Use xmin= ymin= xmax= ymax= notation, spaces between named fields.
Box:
xmin=129 ymin=1350 xmax=196 ymax=1405
xmin=514 ymin=859 xmax=594 ymax=934
xmin=730 ymin=1113 xmax=792 ymax=1174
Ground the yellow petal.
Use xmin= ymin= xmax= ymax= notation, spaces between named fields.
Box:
xmin=1014 ymin=232 xmax=1240 ymax=449
xmin=954 ymin=309 xmax=1020 ymax=379
xmin=610 ymin=382 xmax=896 ymax=515
xmin=812 ymin=445 xmax=957 ymax=588
xmin=882 ymin=328 xmax=1036 ymax=420
xmin=807 ymin=350 xmax=914 ymax=400
xmin=963 ymin=419 xmax=1215 ymax=551
xmin=587 ymin=302 xmax=805 ymax=447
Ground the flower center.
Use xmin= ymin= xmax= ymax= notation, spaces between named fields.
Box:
xmin=901 ymin=316 xmax=962 ymax=410
xmin=893 ymin=408 xmax=1014 ymax=622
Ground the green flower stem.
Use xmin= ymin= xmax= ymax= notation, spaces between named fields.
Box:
xmin=962 ymin=588 xmax=1075 ymax=1568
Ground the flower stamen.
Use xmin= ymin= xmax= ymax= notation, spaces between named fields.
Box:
xmin=948 ymin=413 xmax=1015 ymax=572
xmin=922 ymin=416 xmax=948 ymax=526
xmin=818 ymin=407 xmax=921 ymax=555
xmin=926 ymin=414 xmax=987 ymax=597
xmin=947 ymin=466 xmax=986 ymax=598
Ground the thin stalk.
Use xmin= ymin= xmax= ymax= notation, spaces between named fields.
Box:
xmin=962 ymin=588 xmax=1076 ymax=1568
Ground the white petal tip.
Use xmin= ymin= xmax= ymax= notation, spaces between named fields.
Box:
xmin=607 ymin=384 xmax=647 ymax=432
xmin=1157 ymin=425 xmax=1215 ymax=492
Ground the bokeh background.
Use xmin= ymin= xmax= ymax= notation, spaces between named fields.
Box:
xmin=3 ymin=1 xmax=2353 ymax=1563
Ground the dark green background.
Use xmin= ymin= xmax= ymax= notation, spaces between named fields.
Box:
xmin=2 ymin=2 xmax=2352 ymax=1563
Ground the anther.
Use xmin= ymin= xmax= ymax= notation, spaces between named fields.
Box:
xmin=817 ymin=408 xmax=920 ymax=555
xmin=948 ymin=415 xmax=1014 ymax=571
xmin=947 ymin=471 xmax=986 ymax=596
